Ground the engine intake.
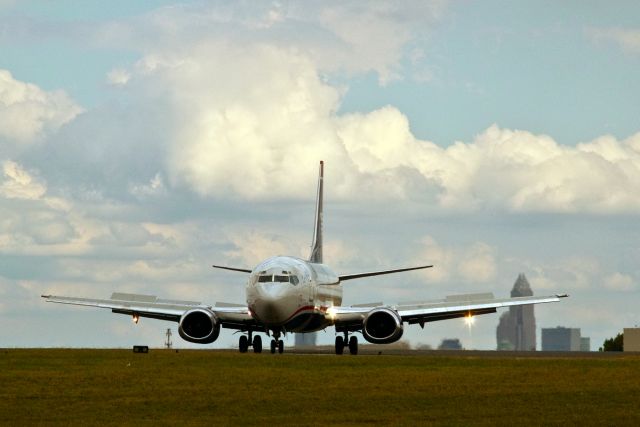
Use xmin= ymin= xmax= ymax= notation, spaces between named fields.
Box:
xmin=178 ymin=308 xmax=220 ymax=344
xmin=362 ymin=307 xmax=404 ymax=344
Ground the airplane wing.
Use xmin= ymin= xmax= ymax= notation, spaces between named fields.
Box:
xmin=395 ymin=292 xmax=567 ymax=325
xmin=339 ymin=265 xmax=432 ymax=281
xmin=329 ymin=292 xmax=568 ymax=332
xmin=41 ymin=292 xmax=257 ymax=329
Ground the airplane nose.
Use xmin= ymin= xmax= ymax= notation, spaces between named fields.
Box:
xmin=256 ymin=283 xmax=288 ymax=301
xmin=252 ymin=283 xmax=292 ymax=324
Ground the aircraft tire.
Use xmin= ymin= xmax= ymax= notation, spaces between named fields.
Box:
xmin=239 ymin=335 xmax=249 ymax=353
xmin=335 ymin=336 xmax=344 ymax=355
xmin=278 ymin=339 xmax=284 ymax=354
xmin=270 ymin=339 xmax=276 ymax=354
xmin=253 ymin=335 xmax=262 ymax=353
xmin=348 ymin=336 xmax=358 ymax=355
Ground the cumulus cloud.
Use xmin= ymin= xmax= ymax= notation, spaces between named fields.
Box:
xmin=588 ymin=27 xmax=640 ymax=54
xmin=416 ymin=237 xmax=497 ymax=284
xmin=107 ymin=31 xmax=640 ymax=215
xmin=15 ymin=2 xmax=631 ymax=215
xmin=604 ymin=272 xmax=636 ymax=292
xmin=93 ymin=21 xmax=640 ymax=213
xmin=0 ymin=160 xmax=46 ymax=199
xmin=129 ymin=173 xmax=166 ymax=198
xmin=0 ymin=69 xmax=82 ymax=145
xmin=458 ymin=243 xmax=496 ymax=282
xmin=106 ymin=68 xmax=131 ymax=86
xmin=92 ymin=1 xmax=445 ymax=84
xmin=0 ymin=162 xmax=79 ymax=251
xmin=224 ymin=230 xmax=304 ymax=267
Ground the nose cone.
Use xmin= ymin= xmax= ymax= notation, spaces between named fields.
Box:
xmin=251 ymin=283 xmax=296 ymax=325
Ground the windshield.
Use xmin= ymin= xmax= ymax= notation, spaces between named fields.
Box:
xmin=256 ymin=273 xmax=299 ymax=285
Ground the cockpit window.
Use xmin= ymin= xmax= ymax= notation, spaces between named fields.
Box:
xmin=256 ymin=273 xmax=299 ymax=285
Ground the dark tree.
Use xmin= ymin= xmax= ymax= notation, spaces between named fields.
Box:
xmin=599 ymin=332 xmax=624 ymax=351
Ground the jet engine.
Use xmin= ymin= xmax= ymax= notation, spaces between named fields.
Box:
xmin=178 ymin=308 xmax=220 ymax=344
xmin=362 ymin=307 xmax=404 ymax=344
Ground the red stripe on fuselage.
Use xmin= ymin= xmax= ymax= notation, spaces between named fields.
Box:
xmin=282 ymin=305 xmax=317 ymax=323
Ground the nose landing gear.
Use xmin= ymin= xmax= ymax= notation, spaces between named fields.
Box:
xmin=270 ymin=339 xmax=284 ymax=354
xmin=270 ymin=330 xmax=284 ymax=354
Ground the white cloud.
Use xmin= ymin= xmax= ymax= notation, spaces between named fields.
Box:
xmin=417 ymin=236 xmax=454 ymax=282
xmin=71 ymin=4 xmax=640 ymax=215
xmin=308 ymin=1 xmax=445 ymax=83
xmin=588 ymin=27 xmax=640 ymax=54
xmin=417 ymin=237 xmax=497 ymax=284
xmin=129 ymin=173 xmax=166 ymax=198
xmin=604 ymin=272 xmax=636 ymax=292
xmin=224 ymin=230 xmax=304 ymax=268
xmin=106 ymin=68 xmax=131 ymax=86
xmin=458 ymin=243 xmax=496 ymax=282
xmin=507 ymin=255 xmax=603 ymax=293
xmin=0 ymin=69 xmax=82 ymax=144
xmin=121 ymin=38 xmax=640 ymax=213
xmin=93 ymin=1 xmax=446 ymax=85
xmin=0 ymin=160 xmax=46 ymax=199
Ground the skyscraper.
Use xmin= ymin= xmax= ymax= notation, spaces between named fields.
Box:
xmin=496 ymin=274 xmax=536 ymax=351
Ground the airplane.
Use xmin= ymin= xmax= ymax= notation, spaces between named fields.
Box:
xmin=42 ymin=161 xmax=567 ymax=355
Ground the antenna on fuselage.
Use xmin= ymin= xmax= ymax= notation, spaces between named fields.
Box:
xmin=309 ymin=161 xmax=323 ymax=263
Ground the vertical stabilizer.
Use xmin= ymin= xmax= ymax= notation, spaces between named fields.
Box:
xmin=309 ymin=161 xmax=324 ymax=263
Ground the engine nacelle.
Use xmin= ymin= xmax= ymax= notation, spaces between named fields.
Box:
xmin=362 ymin=307 xmax=404 ymax=344
xmin=178 ymin=308 xmax=220 ymax=344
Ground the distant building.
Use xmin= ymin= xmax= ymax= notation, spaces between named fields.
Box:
xmin=496 ymin=274 xmax=536 ymax=351
xmin=295 ymin=333 xmax=316 ymax=347
xmin=438 ymin=338 xmax=463 ymax=350
xmin=542 ymin=327 xmax=581 ymax=351
xmin=580 ymin=337 xmax=590 ymax=352
xmin=623 ymin=328 xmax=640 ymax=352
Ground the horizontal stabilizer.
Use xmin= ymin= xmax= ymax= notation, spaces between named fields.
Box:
xmin=212 ymin=265 xmax=252 ymax=273
xmin=339 ymin=265 xmax=432 ymax=281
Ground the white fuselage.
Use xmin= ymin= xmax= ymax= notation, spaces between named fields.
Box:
xmin=246 ymin=256 xmax=342 ymax=333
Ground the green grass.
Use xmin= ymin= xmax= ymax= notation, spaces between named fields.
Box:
xmin=1 ymin=349 xmax=639 ymax=426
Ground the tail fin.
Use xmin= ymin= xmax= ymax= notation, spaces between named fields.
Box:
xmin=309 ymin=161 xmax=324 ymax=263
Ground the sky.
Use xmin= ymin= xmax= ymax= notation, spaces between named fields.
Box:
xmin=1 ymin=0 xmax=639 ymax=350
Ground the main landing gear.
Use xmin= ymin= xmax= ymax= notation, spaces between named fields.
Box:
xmin=335 ymin=333 xmax=358 ymax=355
xmin=238 ymin=331 xmax=263 ymax=353
xmin=238 ymin=330 xmax=283 ymax=354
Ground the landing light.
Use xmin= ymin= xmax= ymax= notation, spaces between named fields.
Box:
xmin=132 ymin=314 xmax=140 ymax=324
xmin=464 ymin=313 xmax=475 ymax=327
xmin=326 ymin=306 xmax=337 ymax=321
